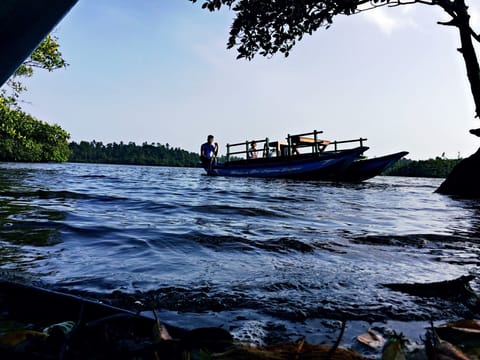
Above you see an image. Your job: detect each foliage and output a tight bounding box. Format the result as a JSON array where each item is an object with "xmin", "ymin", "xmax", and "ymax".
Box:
[
  {"xmin": 190, "ymin": 0, "xmax": 480, "ymax": 120},
  {"xmin": 190, "ymin": 0, "xmax": 479, "ymax": 59},
  {"xmin": 69, "ymin": 141, "xmax": 202, "ymax": 167},
  {"xmin": 382, "ymin": 157, "xmax": 462, "ymax": 178},
  {"xmin": 1, "ymin": 34, "xmax": 68, "ymax": 104},
  {"xmin": 0, "ymin": 98, "xmax": 71, "ymax": 162}
]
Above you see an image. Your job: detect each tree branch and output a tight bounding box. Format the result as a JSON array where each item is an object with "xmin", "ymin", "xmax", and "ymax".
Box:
[
  {"xmin": 437, "ymin": 18, "xmax": 459, "ymax": 27},
  {"xmin": 435, "ymin": 0, "xmax": 480, "ymax": 43},
  {"xmin": 431, "ymin": 0, "xmax": 462, "ymax": 24},
  {"xmin": 471, "ymin": 28, "xmax": 480, "ymax": 43},
  {"xmin": 356, "ymin": 0, "xmax": 434, "ymax": 14},
  {"xmin": 388, "ymin": 0, "xmax": 435, "ymax": 8},
  {"xmin": 356, "ymin": 1, "xmax": 392, "ymax": 13}
]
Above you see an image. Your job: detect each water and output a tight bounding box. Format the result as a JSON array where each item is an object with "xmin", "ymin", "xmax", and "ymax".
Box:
[{"xmin": 0, "ymin": 162, "xmax": 479, "ymax": 349}]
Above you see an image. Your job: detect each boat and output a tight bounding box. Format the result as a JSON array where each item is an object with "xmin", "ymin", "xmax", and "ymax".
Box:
[
  {"xmin": 204, "ymin": 131, "xmax": 407, "ymax": 182},
  {"xmin": 204, "ymin": 130, "xmax": 368, "ymax": 180},
  {"xmin": 207, "ymin": 147, "xmax": 368, "ymax": 179},
  {"xmin": 331, "ymin": 151, "xmax": 409, "ymax": 182},
  {"xmin": 0, "ymin": 280, "xmax": 233, "ymax": 359},
  {"xmin": 205, "ymin": 130, "xmax": 368, "ymax": 179}
]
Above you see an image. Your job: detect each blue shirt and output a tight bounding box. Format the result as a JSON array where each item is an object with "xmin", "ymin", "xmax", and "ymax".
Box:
[{"xmin": 201, "ymin": 142, "xmax": 215, "ymax": 159}]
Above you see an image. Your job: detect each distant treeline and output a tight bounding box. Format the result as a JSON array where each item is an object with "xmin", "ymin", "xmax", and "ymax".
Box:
[
  {"xmin": 69, "ymin": 141, "xmax": 201, "ymax": 167},
  {"xmin": 382, "ymin": 158, "xmax": 462, "ymax": 178}
]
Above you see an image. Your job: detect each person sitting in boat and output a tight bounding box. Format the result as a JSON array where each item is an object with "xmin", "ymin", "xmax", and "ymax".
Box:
[
  {"xmin": 282, "ymin": 143, "xmax": 300, "ymax": 156},
  {"xmin": 292, "ymin": 143, "xmax": 300, "ymax": 155},
  {"xmin": 200, "ymin": 135, "xmax": 218, "ymax": 167},
  {"xmin": 248, "ymin": 141, "xmax": 258, "ymax": 159}
]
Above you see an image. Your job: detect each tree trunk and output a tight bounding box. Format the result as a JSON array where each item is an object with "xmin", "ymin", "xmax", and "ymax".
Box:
[
  {"xmin": 436, "ymin": 0, "xmax": 480, "ymax": 197},
  {"xmin": 456, "ymin": 0, "xmax": 480, "ymax": 119},
  {"xmin": 436, "ymin": 146, "xmax": 480, "ymax": 197}
]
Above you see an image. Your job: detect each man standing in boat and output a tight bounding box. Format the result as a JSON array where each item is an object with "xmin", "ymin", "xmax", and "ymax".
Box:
[{"xmin": 200, "ymin": 135, "xmax": 218, "ymax": 170}]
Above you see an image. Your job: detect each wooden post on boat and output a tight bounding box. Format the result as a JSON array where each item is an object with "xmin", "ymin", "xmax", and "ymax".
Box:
[
  {"xmin": 265, "ymin": 137, "xmax": 269, "ymax": 158},
  {"xmin": 245, "ymin": 140, "xmax": 249, "ymax": 159},
  {"xmin": 334, "ymin": 141, "xmax": 338, "ymax": 152},
  {"xmin": 226, "ymin": 143, "xmax": 230, "ymax": 162},
  {"xmin": 360, "ymin": 138, "xmax": 364, "ymax": 147},
  {"xmin": 313, "ymin": 130, "xmax": 318, "ymax": 154}
]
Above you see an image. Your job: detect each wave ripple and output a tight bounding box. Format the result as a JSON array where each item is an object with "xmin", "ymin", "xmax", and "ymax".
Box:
[{"xmin": 1, "ymin": 163, "xmax": 479, "ymax": 344}]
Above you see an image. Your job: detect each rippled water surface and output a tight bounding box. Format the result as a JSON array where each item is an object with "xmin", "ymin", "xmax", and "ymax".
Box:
[{"xmin": 1, "ymin": 162, "xmax": 479, "ymax": 347}]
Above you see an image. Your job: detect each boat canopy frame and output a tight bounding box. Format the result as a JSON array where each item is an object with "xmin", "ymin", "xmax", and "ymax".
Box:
[{"xmin": 225, "ymin": 130, "xmax": 368, "ymax": 162}]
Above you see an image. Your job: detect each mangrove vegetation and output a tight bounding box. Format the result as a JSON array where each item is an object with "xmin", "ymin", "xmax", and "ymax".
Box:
[
  {"xmin": 0, "ymin": 98, "xmax": 71, "ymax": 162},
  {"xmin": 0, "ymin": 34, "xmax": 71, "ymax": 163},
  {"xmin": 382, "ymin": 157, "xmax": 462, "ymax": 178}
]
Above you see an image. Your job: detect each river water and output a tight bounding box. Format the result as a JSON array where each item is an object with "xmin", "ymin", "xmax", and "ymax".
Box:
[{"xmin": 0, "ymin": 162, "xmax": 479, "ymax": 351}]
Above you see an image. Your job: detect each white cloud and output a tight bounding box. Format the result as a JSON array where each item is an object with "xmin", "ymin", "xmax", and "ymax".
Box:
[
  {"xmin": 366, "ymin": 9, "xmax": 399, "ymax": 34},
  {"xmin": 363, "ymin": 7, "xmax": 417, "ymax": 35}
]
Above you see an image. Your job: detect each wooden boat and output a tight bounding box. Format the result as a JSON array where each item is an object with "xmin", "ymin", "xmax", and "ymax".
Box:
[
  {"xmin": 207, "ymin": 147, "xmax": 368, "ymax": 178},
  {"xmin": 206, "ymin": 131, "xmax": 406, "ymax": 182},
  {"xmin": 0, "ymin": 280, "xmax": 233, "ymax": 359},
  {"xmin": 205, "ymin": 131, "xmax": 368, "ymax": 179},
  {"xmin": 0, "ymin": 0, "xmax": 78, "ymax": 86},
  {"xmin": 329, "ymin": 151, "xmax": 409, "ymax": 182}
]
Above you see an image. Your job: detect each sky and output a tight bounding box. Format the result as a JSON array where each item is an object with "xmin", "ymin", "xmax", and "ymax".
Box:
[{"xmin": 16, "ymin": 0, "xmax": 480, "ymax": 159}]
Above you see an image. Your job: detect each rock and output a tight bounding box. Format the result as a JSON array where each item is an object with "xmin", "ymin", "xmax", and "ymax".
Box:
[
  {"xmin": 382, "ymin": 275, "xmax": 480, "ymax": 312},
  {"xmin": 382, "ymin": 275, "xmax": 476, "ymax": 298},
  {"xmin": 436, "ymin": 147, "xmax": 480, "ymax": 197}
]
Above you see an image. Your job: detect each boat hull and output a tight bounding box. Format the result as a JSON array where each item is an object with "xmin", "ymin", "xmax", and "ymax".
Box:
[
  {"xmin": 332, "ymin": 151, "xmax": 409, "ymax": 182},
  {"xmin": 205, "ymin": 147, "xmax": 368, "ymax": 179}
]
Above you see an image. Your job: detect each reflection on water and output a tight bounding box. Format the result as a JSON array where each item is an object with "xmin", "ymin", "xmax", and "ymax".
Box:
[
  {"xmin": 0, "ymin": 162, "xmax": 479, "ymax": 344},
  {"xmin": 0, "ymin": 169, "xmax": 66, "ymax": 276}
]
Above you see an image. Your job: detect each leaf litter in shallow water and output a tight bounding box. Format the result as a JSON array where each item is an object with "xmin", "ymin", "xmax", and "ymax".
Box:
[
  {"xmin": 426, "ymin": 324, "xmax": 470, "ymax": 360},
  {"xmin": 209, "ymin": 341, "xmax": 367, "ymax": 360},
  {"xmin": 381, "ymin": 332, "xmax": 408, "ymax": 360},
  {"xmin": 435, "ymin": 320, "xmax": 480, "ymax": 359},
  {"xmin": 356, "ymin": 328, "xmax": 385, "ymax": 349}
]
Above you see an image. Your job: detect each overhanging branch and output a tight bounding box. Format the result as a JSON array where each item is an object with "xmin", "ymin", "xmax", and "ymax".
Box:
[
  {"xmin": 471, "ymin": 28, "xmax": 480, "ymax": 43},
  {"xmin": 356, "ymin": 0, "xmax": 434, "ymax": 14},
  {"xmin": 388, "ymin": 0, "xmax": 435, "ymax": 7},
  {"xmin": 437, "ymin": 19, "xmax": 459, "ymax": 27}
]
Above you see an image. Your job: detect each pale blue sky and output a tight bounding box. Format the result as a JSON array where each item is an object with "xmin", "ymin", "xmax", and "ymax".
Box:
[{"xmin": 17, "ymin": 0, "xmax": 480, "ymax": 159}]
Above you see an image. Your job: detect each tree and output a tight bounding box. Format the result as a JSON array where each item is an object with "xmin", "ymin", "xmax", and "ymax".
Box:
[
  {"xmin": 0, "ymin": 97, "xmax": 71, "ymax": 162},
  {"xmin": 382, "ymin": 157, "xmax": 462, "ymax": 178},
  {"xmin": 1, "ymin": 34, "xmax": 68, "ymax": 105},
  {"xmin": 190, "ymin": 0, "xmax": 480, "ymax": 121},
  {"xmin": 0, "ymin": 34, "xmax": 71, "ymax": 163},
  {"xmin": 0, "ymin": 34, "xmax": 70, "ymax": 162}
]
